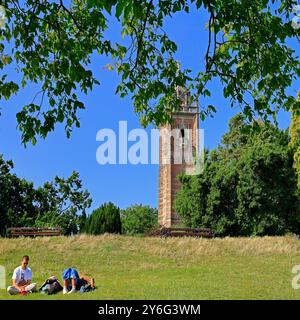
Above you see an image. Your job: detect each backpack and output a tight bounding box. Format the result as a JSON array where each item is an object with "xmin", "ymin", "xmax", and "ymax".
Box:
[
  {"xmin": 39, "ymin": 276, "xmax": 63, "ymax": 295},
  {"xmin": 79, "ymin": 284, "xmax": 96, "ymax": 293}
]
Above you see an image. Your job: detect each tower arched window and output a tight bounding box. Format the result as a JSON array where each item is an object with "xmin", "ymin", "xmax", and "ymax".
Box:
[
  {"xmin": 179, "ymin": 128, "xmax": 186, "ymax": 164},
  {"xmin": 180, "ymin": 128, "xmax": 185, "ymax": 139}
]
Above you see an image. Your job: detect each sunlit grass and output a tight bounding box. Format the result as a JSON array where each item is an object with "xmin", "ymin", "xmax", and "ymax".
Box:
[{"xmin": 0, "ymin": 234, "xmax": 299, "ymax": 299}]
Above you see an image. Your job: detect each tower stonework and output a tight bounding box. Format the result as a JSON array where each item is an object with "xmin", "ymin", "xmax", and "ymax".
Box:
[{"xmin": 158, "ymin": 88, "xmax": 199, "ymax": 227}]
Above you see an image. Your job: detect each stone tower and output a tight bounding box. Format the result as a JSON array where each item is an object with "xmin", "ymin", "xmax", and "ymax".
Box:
[{"xmin": 158, "ymin": 87, "xmax": 199, "ymax": 227}]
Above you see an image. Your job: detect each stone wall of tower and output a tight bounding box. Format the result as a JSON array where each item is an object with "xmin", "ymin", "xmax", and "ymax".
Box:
[
  {"xmin": 158, "ymin": 112, "xmax": 199, "ymax": 227},
  {"xmin": 158, "ymin": 163, "xmax": 172, "ymax": 226},
  {"xmin": 158, "ymin": 125, "xmax": 172, "ymax": 227}
]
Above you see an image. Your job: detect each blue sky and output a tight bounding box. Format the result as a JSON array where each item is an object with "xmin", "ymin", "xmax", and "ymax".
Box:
[{"xmin": 0, "ymin": 7, "xmax": 299, "ymax": 212}]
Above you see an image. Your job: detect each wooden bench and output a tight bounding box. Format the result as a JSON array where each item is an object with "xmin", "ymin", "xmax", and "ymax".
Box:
[
  {"xmin": 160, "ymin": 227, "xmax": 214, "ymax": 238},
  {"xmin": 7, "ymin": 227, "xmax": 63, "ymax": 238}
]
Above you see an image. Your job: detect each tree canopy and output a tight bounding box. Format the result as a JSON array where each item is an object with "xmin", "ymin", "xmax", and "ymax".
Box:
[
  {"xmin": 121, "ymin": 204, "xmax": 157, "ymax": 235},
  {"xmin": 84, "ymin": 202, "xmax": 121, "ymax": 234},
  {"xmin": 289, "ymin": 92, "xmax": 300, "ymax": 189},
  {"xmin": 175, "ymin": 113, "xmax": 299, "ymax": 236},
  {"xmin": 0, "ymin": 0, "xmax": 299, "ymax": 144},
  {"xmin": 0, "ymin": 154, "xmax": 91, "ymax": 235}
]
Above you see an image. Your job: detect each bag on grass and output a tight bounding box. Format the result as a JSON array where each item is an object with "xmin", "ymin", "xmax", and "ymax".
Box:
[
  {"xmin": 39, "ymin": 276, "xmax": 63, "ymax": 295},
  {"xmin": 79, "ymin": 284, "xmax": 96, "ymax": 293}
]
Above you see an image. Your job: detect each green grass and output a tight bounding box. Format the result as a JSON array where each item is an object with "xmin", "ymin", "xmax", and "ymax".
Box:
[{"xmin": 0, "ymin": 234, "xmax": 300, "ymax": 300}]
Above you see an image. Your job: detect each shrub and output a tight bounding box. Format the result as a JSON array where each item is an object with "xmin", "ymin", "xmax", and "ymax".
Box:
[{"xmin": 121, "ymin": 204, "xmax": 157, "ymax": 235}]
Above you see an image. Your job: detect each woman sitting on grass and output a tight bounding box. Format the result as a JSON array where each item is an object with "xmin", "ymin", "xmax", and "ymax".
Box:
[{"xmin": 62, "ymin": 267, "xmax": 95, "ymax": 294}]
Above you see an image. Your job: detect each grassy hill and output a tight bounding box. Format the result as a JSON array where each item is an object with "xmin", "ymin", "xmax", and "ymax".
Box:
[{"xmin": 0, "ymin": 234, "xmax": 299, "ymax": 300}]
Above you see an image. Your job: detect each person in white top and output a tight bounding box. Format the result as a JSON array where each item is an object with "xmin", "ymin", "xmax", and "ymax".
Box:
[{"xmin": 7, "ymin": 255, "xmax": 37, "ymax": 295}]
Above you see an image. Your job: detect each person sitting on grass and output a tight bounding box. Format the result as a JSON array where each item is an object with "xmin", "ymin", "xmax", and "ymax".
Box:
[
  {"xmin": 7, "ymin": 255, "xmax": 37, "ymax": 295},
  {"xmin": 62, "ymin": 267, "xmax": 95, "ymax": 294}
]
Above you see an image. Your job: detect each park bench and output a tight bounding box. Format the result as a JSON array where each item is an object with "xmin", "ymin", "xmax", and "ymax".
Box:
[
  {"xmin": 7, "ymin": 227, "xmax": 63, "ymax": 238},
  {"xmin": 160, "ymin": 227, "xmax": 214, "ymax": 238}
]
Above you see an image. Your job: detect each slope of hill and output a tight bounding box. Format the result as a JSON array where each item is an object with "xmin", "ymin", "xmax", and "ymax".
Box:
[{"xmin": 0, "ymin": 235, "xmax": 299, "ymax": 300}]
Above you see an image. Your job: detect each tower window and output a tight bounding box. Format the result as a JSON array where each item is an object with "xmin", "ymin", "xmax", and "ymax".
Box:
[{"xmin": 180, "ymin": 128, "xmax": 185, "ymax": 138}]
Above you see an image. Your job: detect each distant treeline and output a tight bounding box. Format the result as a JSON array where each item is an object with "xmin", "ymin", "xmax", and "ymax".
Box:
[{"xmin": 0, "ymin": 155, "xmax": 158, "ymax": 236}]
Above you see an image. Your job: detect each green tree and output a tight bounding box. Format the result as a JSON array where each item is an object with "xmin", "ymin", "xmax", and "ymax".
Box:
[
  {"xmin": 84, "ymin": 202, "xmax": 121, "ymax": 235},
  {"xmin": 121, "ymin": 204, "xmax": 157, "ymax": 235},
  {"xmin": 34, "ymin": 171, "xmax": 92, "ymax": 235},
  {"xmin": 289, "ymin": 92, "xmax": 300, "ymax": 189},
  {"xmin": 0, "ymin": 155, "xmax": 91, "ymax": 235},
  {"xmin": 175, "ymin": 113, "xmax": 299, "ymax": 236},
  {"xmin": 0, "ymin": 155, "xmax": 38, "ymax": 235},
  {"xmin": 0, "ymin": 1, "xmax": 299, "ymax": 144}
]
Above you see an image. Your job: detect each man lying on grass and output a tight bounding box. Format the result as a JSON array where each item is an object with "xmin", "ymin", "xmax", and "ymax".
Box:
[
  {"xmin": 7, "ymin": 255, "xmax": 37, "ymax": 295},
  {"xmin": 62, "ymin": 267, "xmax": 95, "ymax": 294}
]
